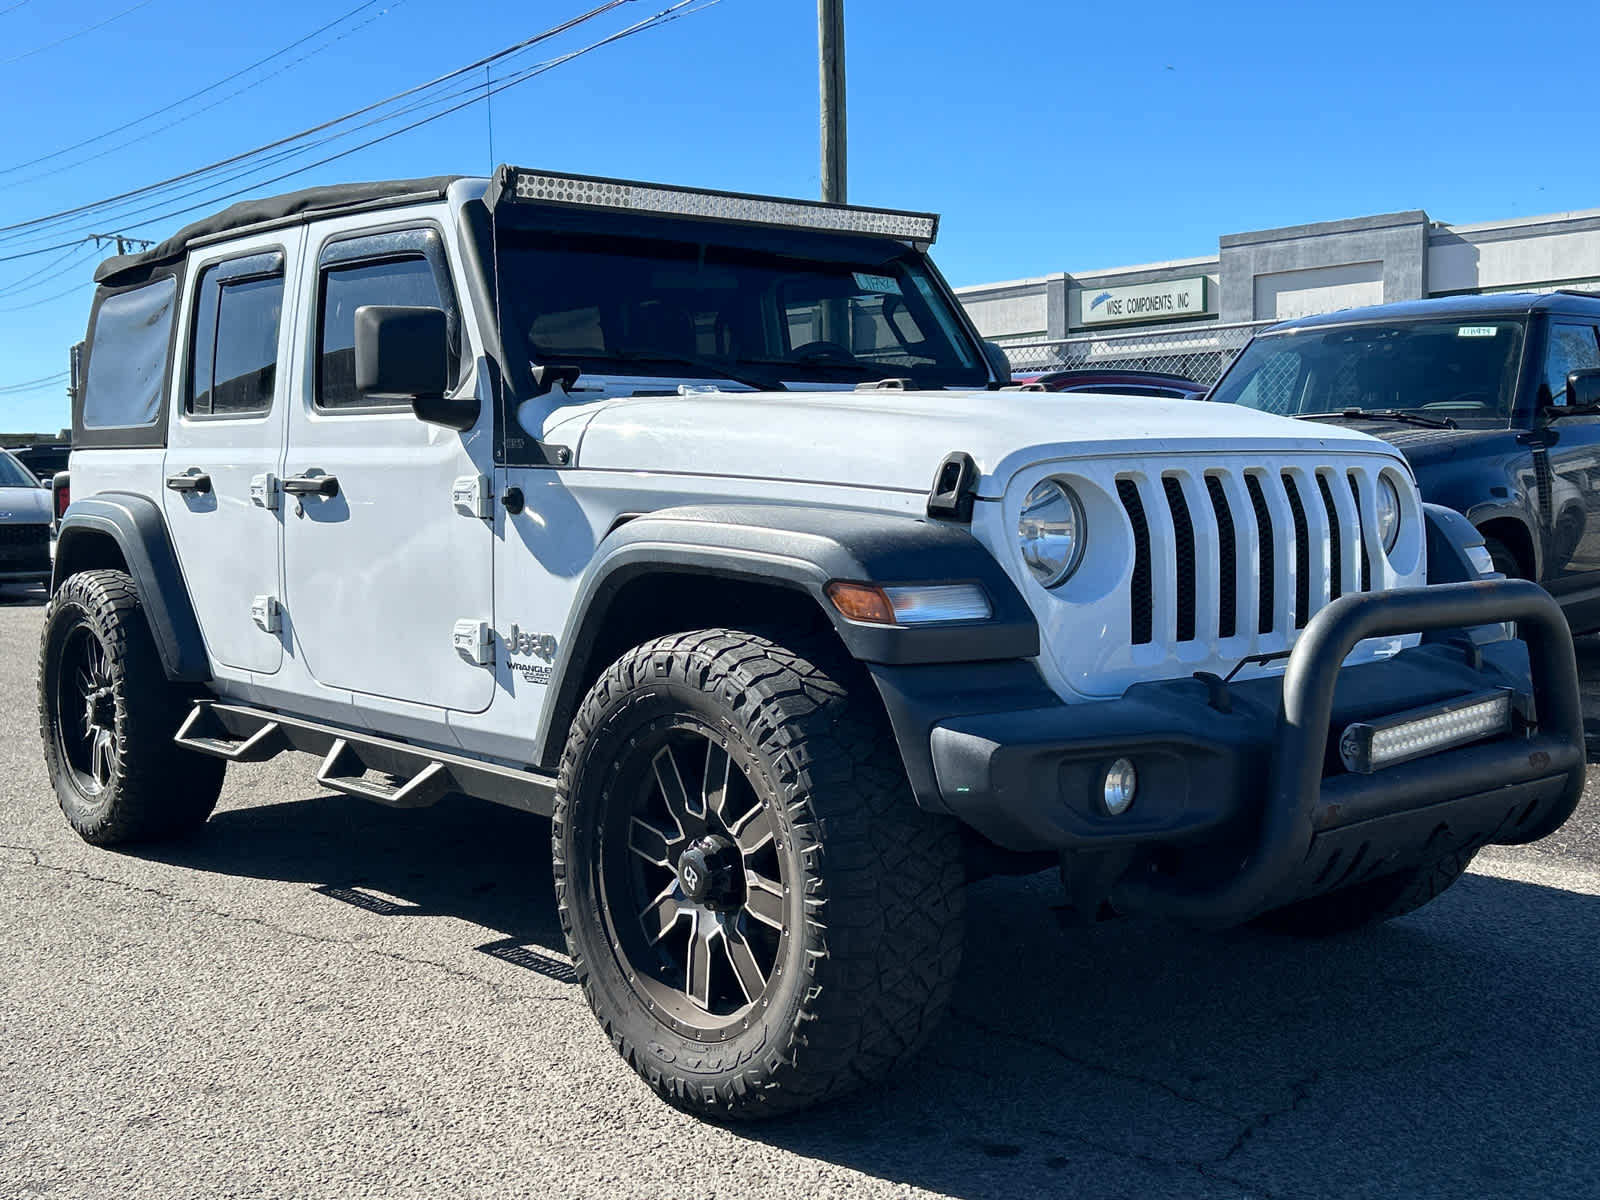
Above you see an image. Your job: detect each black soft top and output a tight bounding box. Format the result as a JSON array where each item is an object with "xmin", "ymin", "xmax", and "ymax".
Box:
[{"xmin": 94, "ymin": 175, "xmax": 465, "ymax": 285}]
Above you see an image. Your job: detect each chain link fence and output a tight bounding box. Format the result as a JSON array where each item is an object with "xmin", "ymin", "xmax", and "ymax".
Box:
[{"xmin": 997, "ymin": 320, "xmax": 1276, "ymax": 387}]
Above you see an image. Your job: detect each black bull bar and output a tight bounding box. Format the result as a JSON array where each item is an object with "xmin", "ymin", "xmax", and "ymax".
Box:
[{"xmin": 1111, "ymin": 578, "xmax": 1586, "ymax": 928}]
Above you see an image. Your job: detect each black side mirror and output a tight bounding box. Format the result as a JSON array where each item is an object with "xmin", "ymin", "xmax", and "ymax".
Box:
[
  {"xmin": 1564, "ymin": 367, "xmax": 1600, "ymax": 413},
  {"xmin": 354, "ymin": 305, "xmax": 479, "ymax": 431},
  {"xmin": 981, "ymin": 339, "xmax": 1013, "ymax": 385}
]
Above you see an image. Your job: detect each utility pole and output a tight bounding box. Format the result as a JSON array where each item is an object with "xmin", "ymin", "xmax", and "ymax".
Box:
[{"xmin": 818, "ymin": 0, "xmax": 846, "ymax": 205}]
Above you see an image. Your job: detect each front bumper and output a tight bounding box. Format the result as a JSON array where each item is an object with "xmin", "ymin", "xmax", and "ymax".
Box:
[{"xmin": 874, "ymin": 580, "xmax": 1585, "ymax": 928}]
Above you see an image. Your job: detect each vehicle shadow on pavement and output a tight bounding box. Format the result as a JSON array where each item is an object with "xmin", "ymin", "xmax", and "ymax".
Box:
[
  {"xmin": 136, "ymin": 790, "xmax": 567, "ymax": 957},
  {"xmin": 740, "ymin": 869, "xmax": 1600, "ymax": 1200}
]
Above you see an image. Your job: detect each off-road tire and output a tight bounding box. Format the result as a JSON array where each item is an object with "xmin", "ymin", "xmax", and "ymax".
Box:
[
  {"xmin": 1252, "ymin": 847, "xmax": 1478, "ymax": 937},
  {"xmin": 38, "ymin": 570, "xmax": 224, "ymax": 845},
  {"xmin": 552, "ymin": 629, "xmax": 966, "ymax": 1119}
]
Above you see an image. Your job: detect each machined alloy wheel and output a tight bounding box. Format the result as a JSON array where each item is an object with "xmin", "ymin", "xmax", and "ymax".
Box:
[{"xmin": 602, "ymin": 722, "xmax": 789, "ymax": 1033}]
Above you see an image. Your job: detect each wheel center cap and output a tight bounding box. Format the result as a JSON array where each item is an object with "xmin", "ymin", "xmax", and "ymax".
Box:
[
  {"xmin": 677, "ymin": 835, "xmax": 741, "ymax": 909},
  {"xmin": 86, "ymin": 689, "xmax": 113, "ymax": 729}
]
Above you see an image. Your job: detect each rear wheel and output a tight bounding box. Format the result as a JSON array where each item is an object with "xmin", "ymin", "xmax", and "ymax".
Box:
[
  {"xmin": 553, "ymin": 629, "xmax": 965, "ymax": 1118},
  {"xmin": 1252, "ymin": 847, "xmax": 1477, "ymax": 937},
  {"xmin": 38, "ymin": 570, "xmax": 224, "ymax": 845}
]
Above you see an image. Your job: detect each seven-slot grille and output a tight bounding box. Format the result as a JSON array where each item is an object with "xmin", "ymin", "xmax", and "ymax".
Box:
[{"xmin": 1115, "ymin": 466, "xmax": 1377, "ymax": 650}]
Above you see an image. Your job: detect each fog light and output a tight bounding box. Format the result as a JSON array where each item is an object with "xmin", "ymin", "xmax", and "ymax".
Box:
[
  {"xmin": 1339, "ymin": 689, "xmax": 1513, "ymax": 774},
  {"xmin": 1102, "ymin": 758, "xmax": 1137, "ymax": 815}
]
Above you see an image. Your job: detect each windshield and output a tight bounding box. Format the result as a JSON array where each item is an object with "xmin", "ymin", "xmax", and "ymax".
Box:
[
  {"xmin": 493, "ymin": 220, "xmax": 986, "ymax": 391},
  {"xmin": 0, "ymin": 451, "xmax": 40, "ymax": 489},
  {"xmin": 1209, "ymin": 317, "xmax": 1526, "ymax": 424}
]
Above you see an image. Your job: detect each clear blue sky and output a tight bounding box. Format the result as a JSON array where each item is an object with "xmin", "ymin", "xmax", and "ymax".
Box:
[{"xmin": 2, "ymin": 0, "xmax": 1597, "ymax": 433}]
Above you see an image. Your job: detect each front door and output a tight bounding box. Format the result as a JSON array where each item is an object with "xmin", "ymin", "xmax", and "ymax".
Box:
[
  {"xmin": 281, "ymin": 223, "xmax": 495, "ymax": 713},
  {"xmin": 162, "ymin": 237, "xmax": 297, "ymax": 676},
  {"xmin": 1539, "ymin": 319, "xmax": 1600, "ymax": 593}
]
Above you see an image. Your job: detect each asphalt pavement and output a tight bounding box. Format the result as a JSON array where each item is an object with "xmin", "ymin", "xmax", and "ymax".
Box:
[{"xmin": 3, "ymin": 584, "xmax": 1599, "ymax": 1200}]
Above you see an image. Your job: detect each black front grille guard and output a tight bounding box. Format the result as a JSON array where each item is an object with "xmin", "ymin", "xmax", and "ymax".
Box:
[{"xmin": 1112, "ymin": 579, "xmax": 1585, "ymax": 928}]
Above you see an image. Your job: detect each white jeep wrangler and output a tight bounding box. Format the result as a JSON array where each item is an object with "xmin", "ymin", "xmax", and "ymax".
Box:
[{"xmin": 41, "ymin": 167, "xmax": 1586, "ymax": 1118}]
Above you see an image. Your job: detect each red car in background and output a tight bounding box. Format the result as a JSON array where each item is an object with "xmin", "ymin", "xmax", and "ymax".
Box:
[{"xmin": 1014, "ymin": 368, "xmax": 1208, "ymax": 400}]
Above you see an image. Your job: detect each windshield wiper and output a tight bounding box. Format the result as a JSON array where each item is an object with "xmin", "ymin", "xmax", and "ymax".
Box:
[
  {"xmin": 608, "ymin": 351, "xmax": 786, "ymax": 392},
  {"xmin": 1299, "ymin": 408, "xmax": 1457, "ymax": 430}
]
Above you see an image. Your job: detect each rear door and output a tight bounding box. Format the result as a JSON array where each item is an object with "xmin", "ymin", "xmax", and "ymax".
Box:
[
  {"xmin": 162, "ymin": 235, "xmax": 298, "ymax": 675},
  {"xmin": 280, "ymin": 221, "xmax": 495, "ymax": 713}
]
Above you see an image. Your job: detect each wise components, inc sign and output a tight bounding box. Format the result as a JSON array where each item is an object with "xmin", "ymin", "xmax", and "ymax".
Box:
[{"xmin": 1080, "ymin": 277, "xmax": 1210, "ymax": 327}]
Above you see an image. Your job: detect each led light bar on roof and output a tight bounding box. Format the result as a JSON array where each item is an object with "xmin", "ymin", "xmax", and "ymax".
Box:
[{"xmin": 503, "ymin": 168, "xmax": 939, "ymax": 245}]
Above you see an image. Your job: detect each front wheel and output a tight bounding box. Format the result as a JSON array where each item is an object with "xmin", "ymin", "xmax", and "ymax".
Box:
[
  {"xmin": 553, "ymin": 629, "xmax": 966, "ymax": 1119},
  {"xmin": 38, "ymin": 570, "xmax": 224, "ymax": 845}
]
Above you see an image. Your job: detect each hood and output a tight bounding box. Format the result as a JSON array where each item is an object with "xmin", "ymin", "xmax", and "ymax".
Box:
[
  {"xmin": 0, "ymin": 484, "xmax": 51, "ymax": 524},
  {"xmin": 1299, "ymin": 417, "xmax": 1517, "ymax": 471},
  {"xmin": 569, "ymin": 388, "xmax": 1406, "ymax": 496}
]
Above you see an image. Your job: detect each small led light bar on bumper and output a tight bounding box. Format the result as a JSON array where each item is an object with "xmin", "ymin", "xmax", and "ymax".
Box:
[
  {"xmin": 1338, "ymin": 689, "xmax": 1514, "ymax": 774},
  {"xmin": 490, "ymin": 167, "xmax": 941, "ymax": 247}
]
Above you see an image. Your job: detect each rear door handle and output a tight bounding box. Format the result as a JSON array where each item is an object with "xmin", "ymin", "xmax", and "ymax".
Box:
[
  {"xmin": 283, "ymin": 474, "xmax": 339, "ymax": 498},
  {"xmin": 165, "ymin": 472, "xmax": 212, "ymax": 494}
]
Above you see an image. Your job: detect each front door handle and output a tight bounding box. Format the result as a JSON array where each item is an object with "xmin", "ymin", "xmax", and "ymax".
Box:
[
  {"xmin": 283, "ymin": 473, "xmax": 339, "ymax": 498},
  {"xmin": 165, "ymin": 472, "xmax": 212, "ymax": 494}
]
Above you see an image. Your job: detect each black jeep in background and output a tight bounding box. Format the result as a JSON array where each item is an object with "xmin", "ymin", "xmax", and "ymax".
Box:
[{"xmin": 1210, "ymin": 291, "xmax": 1600, "ymax": 631}]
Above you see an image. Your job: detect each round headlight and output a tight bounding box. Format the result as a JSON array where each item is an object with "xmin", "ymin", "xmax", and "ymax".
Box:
[
  {"xmin": 1375, "ymin": 475, "xmax": 1402, "ymax": 553},
  {"xmin": 1019, "ymin": 478, "xmax": 1086, "ymax": 587}
]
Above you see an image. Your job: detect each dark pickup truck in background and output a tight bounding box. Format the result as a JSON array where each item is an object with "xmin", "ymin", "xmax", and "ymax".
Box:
[{"xmin": 1210, "ymin": 291, "xmax": 1600, "ymax": 631}]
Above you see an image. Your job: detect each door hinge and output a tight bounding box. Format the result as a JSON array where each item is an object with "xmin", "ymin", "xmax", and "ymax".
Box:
[
  {"xmin": 452, "ymin": 618, "xmax": 494, "ymax": 666},
  {"xmin": 452, "ymin": 474, "xmax": 493, "ymax": 520},
  {"xmin": 250, "ymin": 473, "xmax": 281, "ymax": 511},
  {"xmin": 251, "ymin": 595, "xmax": 282, "ymax": 633}
]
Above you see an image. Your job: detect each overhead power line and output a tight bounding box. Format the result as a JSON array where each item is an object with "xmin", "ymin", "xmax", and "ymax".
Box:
[
  {"xmin": 0, "ymin": 371, "xmax": 68, "ymax": 395},
  {"xmin": 0, "ymin": 0, "xmax": 404, "ymax": 180},
  {"xmin": 0, "ymin": 0, "xmax": 638, "ymax": 244},
  {"xmin": 89, "ymin": 0, "xmax": 719, "ymax": 244},
  {"xmin": 0, "ymin": 240, "xmax": 97, "ymax": 299},
  {"xmin": 1, "ymin": 0, "xmax": 157, "ymax": 67}
]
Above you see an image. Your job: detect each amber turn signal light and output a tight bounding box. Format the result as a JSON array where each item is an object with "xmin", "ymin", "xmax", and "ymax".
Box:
[{"xmin": 825, "ymin": 581, "xmax": 896, "ymax": 625}]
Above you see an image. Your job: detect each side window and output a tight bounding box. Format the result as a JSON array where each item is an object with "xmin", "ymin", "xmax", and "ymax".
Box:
[
  {"xmin": 187, "ymin": 256, "xmax": 284, "ymax": 417},
  {"xmin": 82, "ymin": 276, "xmax": 177, "ymax": 429},
  {"xmin": 317, "ymin": 255, "xmax": 445, "ymax": 410},
  {"xmin": 1545, "ymin": 323, "xmax": 1600, "ymax": 404}
]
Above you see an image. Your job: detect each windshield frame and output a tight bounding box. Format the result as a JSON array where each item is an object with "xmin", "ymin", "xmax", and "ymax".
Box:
[
  {"xmin": 486, "ymin": 205, "xmax": 991, "ymax": 397},
  {"xmin": 1209, "ymin": 315, "xmax": 1530, "ymax": 428}
]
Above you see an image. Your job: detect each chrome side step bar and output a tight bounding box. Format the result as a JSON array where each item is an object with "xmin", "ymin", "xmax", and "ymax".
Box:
[{"xmin": 174, "ymin": 701, "xmax": 558, "ymax": 816}]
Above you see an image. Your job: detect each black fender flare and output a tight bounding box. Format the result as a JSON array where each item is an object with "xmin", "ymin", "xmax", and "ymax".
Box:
[
  {"xmin": 532, "ymin": 503, "xmax": 1038, "ymax": 766},
  {"xmin": 52, "ymin": 493, "xmax": 210, "ymax": 682}
]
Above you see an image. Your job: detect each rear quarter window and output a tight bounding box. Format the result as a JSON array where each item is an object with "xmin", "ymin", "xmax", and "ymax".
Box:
[{"xmin": 81, "ymin": 277, "xmax": 177, "ymax": 430}]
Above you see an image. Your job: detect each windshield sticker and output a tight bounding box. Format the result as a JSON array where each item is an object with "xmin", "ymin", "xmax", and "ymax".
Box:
[
  {"xmin": 1457, "ymin": 326, "xmax": 1499, "ymax": 337},
  {"xmin": 852, "ymin": 272, "xmax": 901, "ymax": 295}
]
